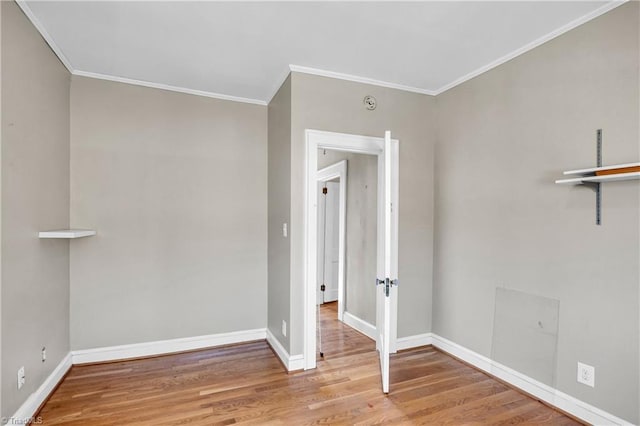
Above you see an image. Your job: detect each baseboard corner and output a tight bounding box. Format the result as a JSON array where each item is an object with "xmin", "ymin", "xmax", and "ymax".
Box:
[
  {"xmin": 342, "ymin": 311, "xmax": 376, "ymax": 341},
  {"xmin": 430, "ymin": 333, "xmax": 633, "ymax": 426},
  {"xmin": 396, "ymin": 332, "xmax": 433, "ymax": 351},
  {"xmin": 10, "ymin": 352, "xmax": 72, "ymax": 423},
  {"xmin": 265, "ymin": 328, "xmax": 304, "ymax": 372}
]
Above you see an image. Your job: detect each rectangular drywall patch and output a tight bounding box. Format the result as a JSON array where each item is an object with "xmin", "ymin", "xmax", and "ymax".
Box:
[{"xmin": 491, "ymin": 288, "xmax": 559, "ymax": 387}]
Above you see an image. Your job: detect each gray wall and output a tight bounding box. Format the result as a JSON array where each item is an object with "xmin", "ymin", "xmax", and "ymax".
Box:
[
  {"xmin": 1, "ymin": 1, "xmax": 71, "ymax": 417},
  {"xmin": 318, "ymin": 151, "xmax": 377, "ymax": 325},
  {"xmin": 70, "ymin": 76, "xmax": 268, "ymax": 349},
  {"xmin": 434, "ymin": 3, "xmax": 639, "ymax": 423},
  {"xmin": 267, "ymin": 75, "xmax": 292, "ymax": 352},
  {"xmin": 289, "ymin": 73, "xmax": 436, "ymax": 355}
]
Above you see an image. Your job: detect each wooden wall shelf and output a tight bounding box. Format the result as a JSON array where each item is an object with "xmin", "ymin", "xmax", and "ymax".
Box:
[{"xmin": 555, "ymin": 162, "xmax": 640, "ymax": 185}]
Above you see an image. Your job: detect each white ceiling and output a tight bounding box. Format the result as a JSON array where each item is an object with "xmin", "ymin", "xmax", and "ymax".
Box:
[{"xmin": 21, "ymin": 1, "xmax": 620, "ymax": 105}]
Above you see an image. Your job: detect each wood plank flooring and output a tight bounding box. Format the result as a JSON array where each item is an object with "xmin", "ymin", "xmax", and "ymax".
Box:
[{"xmin": 38, "ymin": 302, "xmax": 582, "ymax": 425}]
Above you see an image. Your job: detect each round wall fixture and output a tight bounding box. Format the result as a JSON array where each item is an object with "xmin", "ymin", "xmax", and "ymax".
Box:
[{"xmin": 363, "ymin": 95, "xmax": 377, "ymax": 110}]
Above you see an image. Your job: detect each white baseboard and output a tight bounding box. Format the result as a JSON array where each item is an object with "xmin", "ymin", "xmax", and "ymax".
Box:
[
  {"xmin": 396, "ymin": 332, "xmax": 433, "ymax": 351},
  {"xmin": 343, "ymin": 311, "xmax": 376, "ymax": 341},
  {"xmin": 265, "ymin": 328, "xmax": 304, "ymax": 371},
  {"xmin": 11, "ymin": 352, "xmax": 72, "ymax": 424},
  {"xmin": 322, "ymin": 289, "xmax": 339, "ymax": 302},
  {"xmin": 12, "ymin": 329, "xmax": 630, "ymax": 426},
  {"xmin": 71, "ymin": 328, "xmax": 267, "ymax": 364},
  {"xmin": 431, "ymin": 334, "xmax": 633, "ymax": 426}
]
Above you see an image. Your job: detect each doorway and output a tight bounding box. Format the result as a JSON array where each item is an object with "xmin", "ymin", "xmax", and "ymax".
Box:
[
  {"xmin": 316, "ymin": 160, "xmax": 347, "ymax": 321},
  {"xmin": 304, "ymin": 130, "xmax": 399, "ymax": 380},
  {"xmin": 316, "ymin": 152, "xmax": 380, "ymax": 348}
]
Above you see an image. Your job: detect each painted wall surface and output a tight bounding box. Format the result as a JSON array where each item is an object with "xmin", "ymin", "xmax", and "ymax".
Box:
[
  {"xmin": 290, "ymin": 73, "xmax": 436, "ymax": 355},
  {"xmin": 70, "ymin": 77, "xmax": 268, "ymax": 349},
  {"xmin": 1, "ymin": 1, "xmax": 71, "ymax": 417},
  {"xmin": 267, "ymin": 75, "xmax": 292, "ymax": 352},
  {"xmin": 434, "ymin": 3, "xmax": 639, "ymax": 422},
  {"xmin": 318, "ymin": 150, "xmax": 377, "ymax": 325}
]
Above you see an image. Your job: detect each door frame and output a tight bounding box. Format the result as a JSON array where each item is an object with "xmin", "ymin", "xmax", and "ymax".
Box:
[
  {"xmin": 304, "ymin": 129, "xmax": 398, "ymax": 370},
  {"xmin": 317, "ymin": 160, "xmax": 347, "ymax": 321}
]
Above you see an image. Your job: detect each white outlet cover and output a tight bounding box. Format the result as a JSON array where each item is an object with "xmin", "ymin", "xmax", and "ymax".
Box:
[
  {"xmin": 577, "ymin": 361, "xmax": 595, "ymax": 387},
  {"xmin": 282, "ymin": 320, "xmax": 287, "ymax": 337},
  {"xmin": 17, "ymin": 366, "xmax": 25, "ymax": 390}
]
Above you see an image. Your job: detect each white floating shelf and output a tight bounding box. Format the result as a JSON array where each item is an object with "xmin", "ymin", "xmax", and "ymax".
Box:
[
  {"xmin": 556, "ymin": 162, "xmax": 640, "ymax": 185},
  {"xmin": 556, "ymin": 172, "xmax": 640, "ymax": 185},
  {"xmin": 563, "ymin": 162, "xmax": 640, "ymax": 176},
  {"xmin": 39, "ymin": 229, "xmax": 96, "ymax": 239}
]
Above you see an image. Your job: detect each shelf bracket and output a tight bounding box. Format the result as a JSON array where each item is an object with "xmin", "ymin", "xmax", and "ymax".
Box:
[
  {"xmin": 594, "ymin": 129, "xmax": 602, "ymax": 225},
  {"xmin": 583, "ymin": 182, "xmax": 601, "ymax": 225}
]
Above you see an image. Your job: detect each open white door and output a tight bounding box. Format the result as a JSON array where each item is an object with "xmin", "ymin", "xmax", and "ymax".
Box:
[{"xmin": 376, "ymin": 131, "xmax": 399, "ymax": 394}]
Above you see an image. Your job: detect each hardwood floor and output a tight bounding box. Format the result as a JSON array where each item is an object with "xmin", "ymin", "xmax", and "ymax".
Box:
[{"xmin": 38, "ymin": 303, "xmax": 582, "ymax": 425}]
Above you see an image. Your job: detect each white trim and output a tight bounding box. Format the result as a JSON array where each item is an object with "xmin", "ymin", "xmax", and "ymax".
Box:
[
  {"xmin": 265, "ymin": 329, "xmax": 305, "ymax": 372},
  {"xmin": 433, "ymin": 1, "xmax": 628, "ymax": 95},
  {"xmin": 11, "ymin": 353, "xmax": 72, "ymax": 424},
  {"xmin": 396, "ymin": 333, "xmax": 433, "ymax": 351},
  {"xmin": 73, "ymin": 71, "xmax": 267, "ymax": 106},
  {"xmin": 431, "ymin": 334, "xmax": 633, "ymax": 426},
  {"xmin": 15, "ymin": 1, "xmax": 74, "ymax": 73},
  {"xmin": 17, "ymin": 0, "xmax": 627, "ymax": 105},
  {"xmin": 317, "ymin": 160, "xmax": 348, "ymax": 322},
  {"xmin": 323, "ymin": 289, "xmax": 339, "ymax": 302},
  {"xmin": 343, "ymin": 311, "xmax": 376, "ymax": 341},
  {"xmin": 71, "ymin": 328, "xmax": 266, "ymax": 364},
  {"xmin": 17, "ymin": 0, "xmax": 266, "ymax": 106},
  {"xmin": 290, "ymin": 65, "xmax": 436, "ymax": 96},
  {"xmin": 304, "ymin": 129, "xmax": 399, "ymax": 371}
]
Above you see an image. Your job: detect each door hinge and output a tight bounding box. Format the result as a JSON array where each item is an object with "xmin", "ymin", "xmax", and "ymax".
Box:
[
  {"xmin": 320, "ymin": 284, "xmax": 326, "ymax": 292},
  {"xmin": 322, "ymin": 187, "xmax": 328, "ymax": 194}
]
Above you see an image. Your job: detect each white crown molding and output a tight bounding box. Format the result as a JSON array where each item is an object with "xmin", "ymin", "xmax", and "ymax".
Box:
[
  {"xmin": 71, "ymin": 328, "xmax": 267, "ymax": 364},
  {"xmin": 433, "ymin": 0, "xmax": 628, "ymax": 95},
  {"xmin": 289, "ymin": 65, "xmax": 438, "ymax": 97},
  {"xmin": 17, "ymin": 0, "xmax": 266, "ymax": 106},
  {"xmin": 266, "ymin": 328, "xmax": 305, "ymax": 371},
  {"xmin": 18, "ymin": 0, "xmax": 627, "ymax": 104},
  {"xmin": 11, "ymin": 352, "xmax": 72, "ymax": 425},
  {"xmin": 15, "ymin": 0, "xmax": 74, "ymax": 73},
  {"xmin": 431, "ymin": 333, "xmax": 633, "ymax": 426},
  {"xmin": 72, "ymin": 70, "xmax": 267, "ymax": 106}
]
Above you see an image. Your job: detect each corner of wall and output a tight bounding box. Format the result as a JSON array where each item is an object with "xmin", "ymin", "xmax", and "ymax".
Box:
[{"xmin": 267, "ymin": 73, "xmax": 292, "ymax": 354}]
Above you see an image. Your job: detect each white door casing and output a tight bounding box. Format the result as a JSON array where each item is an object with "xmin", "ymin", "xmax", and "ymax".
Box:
[
  {"xmin": 316, "ymin": 181, "xmax": 340, "ymax": 304},
  {"xmin": 305, "ymin": 130, "xmax": 398, "ymax": 374},
  {"xmin": 317, "ymin": 160, "xmax": 347, "ymax": 320}
]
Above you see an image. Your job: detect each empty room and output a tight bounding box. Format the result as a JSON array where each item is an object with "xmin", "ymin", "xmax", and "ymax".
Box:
[{"xmin": 1, "ymin": 0, "xmax": 638, "ymax": 424}]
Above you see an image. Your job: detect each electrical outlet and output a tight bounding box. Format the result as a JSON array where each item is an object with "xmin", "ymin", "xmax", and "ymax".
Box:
[
  {"xmin": 42, "ymin": 347, "xmax": 46, "ymax": 363},
  {"xmin": 282, "ymin": 223, "xmax": 288, "ymax": 238},
  {"xmin": 577, "ymin": 362, "xmax": 595, "ymax": 387},
  {"xmin": 17, "ymin": 366, "xmax": 25, "ymax": 390},
  {"xmin": 282, "ymin": 320, "xmax": 287, "ymax": 337}
]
